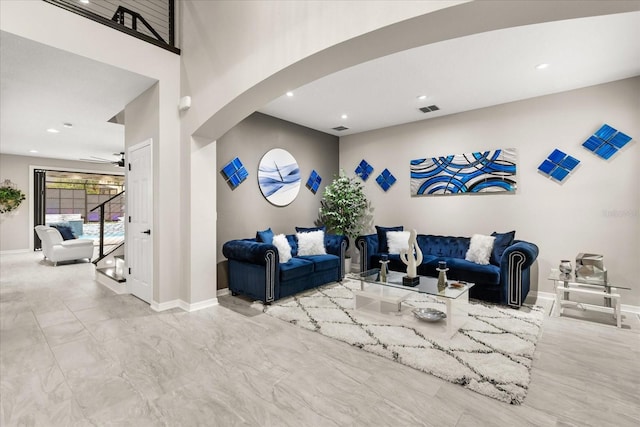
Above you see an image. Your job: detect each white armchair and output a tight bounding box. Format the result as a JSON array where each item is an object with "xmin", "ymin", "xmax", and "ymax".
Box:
[{"xmin": 34, "ymin": 225, "xmax": 94, "ymax": 265}]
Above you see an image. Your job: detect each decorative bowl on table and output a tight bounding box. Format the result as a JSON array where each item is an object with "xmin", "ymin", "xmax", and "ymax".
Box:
[{"xmin": 412, "ymin": 308, "xmax": 446, "ymax": 322}]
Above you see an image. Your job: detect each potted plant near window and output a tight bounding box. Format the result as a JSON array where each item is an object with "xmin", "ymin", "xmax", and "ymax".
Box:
[{"xmin": 319, "ymin": 171, "xmax": 369, "ymax": 273}]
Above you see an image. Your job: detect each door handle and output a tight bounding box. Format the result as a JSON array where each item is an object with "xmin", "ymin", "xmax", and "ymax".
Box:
[{"xmin": 142, "ymin": 229, "xmax": 151, "ymax": 235}]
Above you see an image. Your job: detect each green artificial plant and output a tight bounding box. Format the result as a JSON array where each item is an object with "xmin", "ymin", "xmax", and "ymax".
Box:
[
  {"xmin": 0, "ymin": 180, "xmax": 26, "ymax": 214},
  {"xmin": 319, "ymin": 171, "xmax": 369, "ymax": 253}
]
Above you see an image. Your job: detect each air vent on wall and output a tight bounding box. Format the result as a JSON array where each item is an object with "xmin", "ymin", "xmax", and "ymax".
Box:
[
  {"xmin": 332, "ymin": 126, "xmax": 349, "ymax": 131},
  {"xmin": 419, "ymin": 105, "xmax": 440, "ymax": 113}
]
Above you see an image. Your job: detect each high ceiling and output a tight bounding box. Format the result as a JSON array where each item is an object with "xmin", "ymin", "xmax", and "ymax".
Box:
[
  {"xmin": 0, "ymin": 10, "xmax": 638, "ymax": 163},
  {"xmin": 260, "ymin": 11, "xmax": 640, "ymax": 137}
]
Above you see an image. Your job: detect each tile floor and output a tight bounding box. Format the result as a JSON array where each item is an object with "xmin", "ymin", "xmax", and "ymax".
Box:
[{"xmin": 1, "ymin": 251, "xmax": 638, "ymax": 426}]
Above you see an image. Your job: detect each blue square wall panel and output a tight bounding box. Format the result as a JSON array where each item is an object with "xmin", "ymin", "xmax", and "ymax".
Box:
[
  {"xmin": 583, "ymin": 124, "xmax": 633, "ymax": 160},
  {"xmin": 355, "ymin": 159, "xmax": 374, "ymax": 181},
  {"xmin": 538, "ymin": 149, "xmax": 580, "ymax": 183},
  {"xmin": 305, "ymin": 170, "xmax": 322, "ymax": 194},
  {"xmin": 375, "ymin": 168, "xmax": 396, "ymax": 192},
  {"xmin": 550, "ymin": 167, "xmax": 569, "ymax": 182},
  {"xmin": 221, "ymin": 157, "xmax": 248, "ymax": 189},
  {"xmin": 537, "ymin": 159, "xmax": 556, "ymax": 175},
  {"xmin": 559, "ymin": 155, "xmax": 580, "ymax": 171},
  {"xmin": 609, "ymin": 132, "xmax": 632, "ymax": 149}
]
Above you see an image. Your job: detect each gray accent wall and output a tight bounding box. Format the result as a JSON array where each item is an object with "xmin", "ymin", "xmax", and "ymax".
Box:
[
  {"xmin": 340, "ymin": 77, "xmax": 640, "ymax": 307},
  {"xmin": 217, "ymin": 112, "xmax": 339, "ymax": 288}
]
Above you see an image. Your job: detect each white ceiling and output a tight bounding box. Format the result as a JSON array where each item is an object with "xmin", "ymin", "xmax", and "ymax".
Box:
[
  {"xmin": 260, "ymin": 11, "xmax": 640, "ymax": 137},
  {"xmin": 0, "ymin": 11, "xmax": 638, "ymax": 164},
  {"xmin": 0, "ymin": 30, "xmax": 156, "ymax": 163}
]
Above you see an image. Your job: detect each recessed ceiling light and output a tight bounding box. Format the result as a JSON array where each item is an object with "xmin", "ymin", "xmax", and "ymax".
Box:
[
  {"xmin": 29, "ymin": 150, "xmax": 38, "ymax": 153},
  {"xmin": 535, "ymin": 63, "xmax": 549, "ymax": 70},
  {"xmin": 46, "ymin": 128, "xmax": 59, "ymax": 133},
  {"xmin": 63, "ymin": 122, "xmax": 73, "ymax": 128},
  {"xmin": 286, "ymin": 92, "xmax": 294, "ymax": 97},
  {"xmin": 417, "ymin": 95, "xmax": 427, "ymax": 100},
  {"xmin": 341, "ymin": 114, "xmax": 348, "ymax": 119}
]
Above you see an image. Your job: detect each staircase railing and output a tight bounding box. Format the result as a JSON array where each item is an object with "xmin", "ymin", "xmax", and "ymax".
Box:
[
  {"xmin": 89, "ymin": 191, "xmax": 125, "ymax": 262},
  {"xmin": 42, "ymin": 0, "xmax": 179, "ymax": 54}
]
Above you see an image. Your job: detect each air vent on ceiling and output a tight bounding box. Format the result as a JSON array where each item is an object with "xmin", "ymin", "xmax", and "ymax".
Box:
[
  {"xmin": 332, "ymin": 126, "xmax": 349, "ymax": 131},
  {"xmin": 419, "ymin": 105, "xmax": 440, "ymax": 113}
]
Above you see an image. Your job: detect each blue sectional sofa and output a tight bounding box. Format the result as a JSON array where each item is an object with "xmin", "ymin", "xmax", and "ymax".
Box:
[
  {"xmin": 355, "ymin": 228, "xmax": 538, "ymax": 307},
  {"xmin": 222, "ymin": 232, "xmax": 348, "ymax": 304}
]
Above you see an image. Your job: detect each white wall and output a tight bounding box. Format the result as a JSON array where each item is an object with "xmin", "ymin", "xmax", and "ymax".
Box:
[
  {"xmin": 340, "ymin": 78, "xmax": 640, "ymax": 306},
  {"xmin": 0, "ymin": 154, "xmax": 123, "ymax": 252},
  {"xmin": 1, "ymin": 1, "xmax": 181, "ymax": 305}
]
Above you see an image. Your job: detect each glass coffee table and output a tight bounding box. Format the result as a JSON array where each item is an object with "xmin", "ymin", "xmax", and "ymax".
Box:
[{"xmin": 354, "ymin": 269, "xmax": 475, "ymax": 337}]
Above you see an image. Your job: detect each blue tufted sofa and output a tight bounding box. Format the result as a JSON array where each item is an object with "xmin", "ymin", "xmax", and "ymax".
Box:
[
  {"xmin": 222, "ymin": 233, "xmax": 348, "ymax": 304},
  {"xmin": 355, "ymin": 229, "xmax": 538, "ymax": 307}
]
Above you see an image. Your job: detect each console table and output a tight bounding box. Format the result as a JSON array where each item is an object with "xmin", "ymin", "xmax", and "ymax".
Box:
[{"xmin": 548, "ymin": 273, "xmax": 630, "ymax": 328}]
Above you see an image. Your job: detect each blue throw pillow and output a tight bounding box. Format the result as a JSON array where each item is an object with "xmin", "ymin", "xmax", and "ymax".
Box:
[
  {"xmin": 490, "ymin": 230, "xmax": 515, "ymax": 265},
  {"xmin": 51, "ymin": 224, "xmax": 76, "ymax": 240},
  {"xmin": 375, "ymin": 225, "xmax": 403, "ymax": 253},
  {"xmin": 295, "ymin": 225, "xmax": 326, "ymax": 233},
  {"xmin": 256, "ymin": 228, "xmax": 274, "ymax": 244}
]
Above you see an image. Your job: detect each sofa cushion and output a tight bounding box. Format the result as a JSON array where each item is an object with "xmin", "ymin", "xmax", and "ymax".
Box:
[
  {"xmin": 256, "ymin": 228, "xmax": 274, "ymax": 244},
  {"xmin": 279, "ymin": 257, "xmax": 314, "ymax": 281},
  {"xmin": 297, "ymin": 230, "xmax": 326, "ymax": 256},
  {"xmin": 50, "ymin": 224, "xmax": 76, "ymax": 240},
  {"xmin": 490, "ymin": 230, "xmax": 515, "ymax": 265},
  {"xmin": 418, "ymin": 235, "xmax": 470, "ymax": 258},
  {"xmin": 286, "ymin": 234, "xmax": 298, "ymax": 257},
  {"xmin": 445, "ymin": 257, "xmax": 500, "ymax": 285},
  {"xmin": 295, "ymin": 225, "xmax": 326, "ymax": 233},
  {"xmin": 465, "ymin": 234, "xmax": 495, "ymax": 265},
  {"xmin": 387, "ymin": 231, "xmax": 410, "ymax": 254},
  {"xmin": 272, "ymin": 234, "xmax": 292, "ymax": 263},
  {"xmin": 299, "ymin": 254, "xmax": 339, "ymax": 272},
  {"xmin": 375, "ymin": 225, "xmax": 403, "ymax": 253}
]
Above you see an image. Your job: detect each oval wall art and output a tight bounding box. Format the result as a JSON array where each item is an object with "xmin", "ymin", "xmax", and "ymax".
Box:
[{"xmin": 258, "ymin": 148, "xmax": 301, "ymax": 206}]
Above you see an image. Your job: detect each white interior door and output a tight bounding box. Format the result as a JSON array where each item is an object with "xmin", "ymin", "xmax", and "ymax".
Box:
[{"xmin": 127, "ymin": 139, "xmax": 153, "ymax": 303}]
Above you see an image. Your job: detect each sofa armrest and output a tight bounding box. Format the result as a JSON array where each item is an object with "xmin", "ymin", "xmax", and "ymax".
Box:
[
  {"xmin": 355, "ymin": 234, "xmax": 379, "ymax": 272},
  {"xmin": 325, "ymin": 234, "xmax": 348, "ymax": 278},
  {"xmin": 500, "ymin": 240, "xmax": 539, "ymax": 307},
  {"xmin": 222, "ymin": 239, "xmax": 277, "ymax": 266},
  {"xmin": 501, "ymin": 241, "xmax": 538, "ymax": 269}
]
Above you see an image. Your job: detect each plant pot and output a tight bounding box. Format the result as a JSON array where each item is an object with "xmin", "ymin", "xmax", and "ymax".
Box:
[{"xmin": 345, "ymin": 257, "xmax": 352, "ymax": 274}]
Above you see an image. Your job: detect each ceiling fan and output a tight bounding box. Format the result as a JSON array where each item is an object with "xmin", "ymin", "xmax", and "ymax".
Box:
[{"xmin": 80, "ymin": 152, "xmax": 125, "ymax": 168}]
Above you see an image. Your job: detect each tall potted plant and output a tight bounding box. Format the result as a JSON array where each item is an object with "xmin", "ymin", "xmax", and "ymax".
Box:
[{"xmin": 319, "ymin": 171, "xmax": 369, "ymax": 272}]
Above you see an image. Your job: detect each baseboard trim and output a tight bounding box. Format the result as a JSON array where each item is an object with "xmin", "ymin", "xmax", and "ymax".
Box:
[
  {"xmin": 0, "ymin": 249, "xmax": 30, "ymax": 255},
  {"xmin": 151, "ymin": 298, "xmax": 218, "ymax": 312},
  {"xmin": 528, "ymin": 290, "xmax": 640, "ymax": 314},
  {"xmin": 216, "ymin": 288, "xmax": 230, "ymax": 297}
]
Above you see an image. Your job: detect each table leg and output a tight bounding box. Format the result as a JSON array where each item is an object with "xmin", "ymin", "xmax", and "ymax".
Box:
[
  {"xmin": 553, "ymin": 286, "xmax": 562, "ymax": 317},
  {"xmin": 615, "ymin": 293, "xmax": 621, "ymax": 328}
]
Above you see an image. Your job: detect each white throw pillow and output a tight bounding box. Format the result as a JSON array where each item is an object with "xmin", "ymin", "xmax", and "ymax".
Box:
[
  {"xmin": 272, "ymin": 233, "xmax": 292, "ymax": 263},
  {"xmin": 387, "ymin": 230, "xmax": 410, "ymax": 254},
  {"xmin": 296, "ymin": 230, "xmax": 326, "ymax": 256},
  {"xmin": 465, "ymin": 234, "xmax": 496, "ymax": 265}
]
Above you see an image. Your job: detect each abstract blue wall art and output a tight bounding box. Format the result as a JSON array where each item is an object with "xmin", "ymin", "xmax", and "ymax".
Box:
[
  {"xmin": 355, "ymin": 159, "xmax": 374, "ymax": 181},
  {"xmin": 582, "ymin": 124, "xmax": 632, "ymax": 160},
  {"xmin": 538, "ymin": 149, "xmax": 580, "ymax": 182},
  {"xmin": 410, "ymin": 148, "xmax": 517, "ymax": 196},
  {"xmin": 258, "ymin": 148, "xmax": 301, "ymax": 206},
  {"xmin": 306, "ymin": 169, "xmax": 322, "ymax": 194},
  {"xmin": 221, "ymin": 157, "xmax": 249, "ymax": 189},
  {"xmin": 376, "ymin": 168, "xmax": 396, "ymax": 192}
]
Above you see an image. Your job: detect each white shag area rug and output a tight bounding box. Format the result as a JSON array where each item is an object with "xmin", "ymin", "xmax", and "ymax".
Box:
[{"xmin": 252, "ymin": 277, "xmax": 545, "ymax": 405}]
